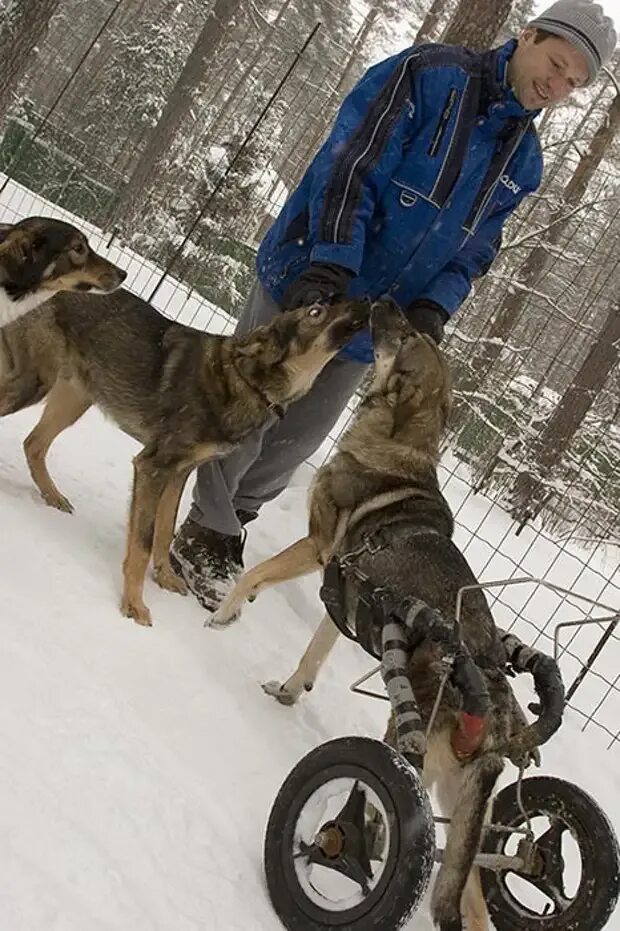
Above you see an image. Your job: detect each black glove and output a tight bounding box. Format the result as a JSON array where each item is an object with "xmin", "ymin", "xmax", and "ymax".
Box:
[
  {"xmin": 406, "ymin": 299, "xmax": 449, "ymax": 344},
  {"xmin": 281, "ymin": 262, "xmax": 354, "ymax": 311}
]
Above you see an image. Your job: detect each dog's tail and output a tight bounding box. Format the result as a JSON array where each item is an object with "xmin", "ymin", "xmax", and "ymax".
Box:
[
  {"xmin": 0, "ymin": 371, "xmax": 48, "ymax": 415},
  {"xmin": 0, "ymin": 312, "xmax": 59, "ymax": 415},
  {"xmin": 431, "ymin": 749, "xmax": 503, "ymax": 930}
]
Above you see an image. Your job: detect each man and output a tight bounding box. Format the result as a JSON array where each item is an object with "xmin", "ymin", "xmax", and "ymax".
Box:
[{"xmin": 171, "ymin": 0, "xmax": 616, "ymax": 611}]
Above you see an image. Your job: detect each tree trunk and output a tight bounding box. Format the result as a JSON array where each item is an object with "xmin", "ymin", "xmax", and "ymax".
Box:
[
  {"xmin": 414, "ymin": 0, "xmax": 456, "ymax": 43},
  {"xmin": 511, "ymin": 300, "xmax": 620, "ymax": 521},
  {"xmin": 0, "ymin": 0, "xmax": 63, "ymax": 121},
  {"xmin": 442, "ymin": 0, "xmax": 514, "ymax": 47},
  {"xmin": 109, "ymin": 0, "xmax": 244, "ymax": 230},
  {"xmin": 537, "ymin": 304, "xmax": 620, "ymax": 472}
]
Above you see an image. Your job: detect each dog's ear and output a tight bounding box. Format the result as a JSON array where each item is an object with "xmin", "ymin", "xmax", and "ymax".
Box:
[
  {"xmin": 392, "ymin": 382, "xmax": 424, "ymax": 431},
  {"xmin": 440, "ymin": 399, "xmax": 450, "ymax": 428},
  {"xmin": 437, "ymin": 354, "xmax": 452, "ymax": 427},
  {"xmin": 4, "ymin": 233, "xmax": 52, "ymax": 289},
  {"xmin": 439, "ymin": 382, "xmax": 452, "ymax": 428}
]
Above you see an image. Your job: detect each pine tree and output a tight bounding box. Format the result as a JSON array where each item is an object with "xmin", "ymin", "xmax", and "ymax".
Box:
[
  {"xmin": 109, "ymin": 0, "xmax": 245, "ymax": 232},
  {"xmin": 0, "ymin": 0, "xmax": 63, "ymax": 121}
]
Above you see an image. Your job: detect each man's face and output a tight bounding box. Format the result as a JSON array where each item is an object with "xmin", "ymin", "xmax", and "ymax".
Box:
[{"xmin": 508, "ymin": 28, "xmax": 590, "ymax": 110}]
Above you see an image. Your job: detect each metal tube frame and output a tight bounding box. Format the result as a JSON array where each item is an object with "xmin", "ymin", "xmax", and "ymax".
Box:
[{"xmin": 349, "ymin": 574, "xmax": 620, "ymax": 706}]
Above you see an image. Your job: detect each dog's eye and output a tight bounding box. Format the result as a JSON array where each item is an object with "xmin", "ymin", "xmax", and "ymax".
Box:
[
  {"xmin": 307, "ymin": 305, "xmax": 323, "ymax": 318},
  {"xmin": 71, "ymin": 240, "xmax": 87, "ymax": 258}
]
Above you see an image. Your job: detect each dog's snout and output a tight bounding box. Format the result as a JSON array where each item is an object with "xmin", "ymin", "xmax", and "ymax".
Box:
[
  {"xmin": 370, "ymin": 298, "xmax": 400, "ymax": 327},
  {"xmin": 370, "ymin": 298, "xmax": 411, "ymax": 344}
]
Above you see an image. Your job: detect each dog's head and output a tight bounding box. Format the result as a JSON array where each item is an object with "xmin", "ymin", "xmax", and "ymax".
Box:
[
  {"xmin": 0, "ymin": 216, "xmax": 126, "ymax": 301},
  {"xmin": 234, "ymin": 299, "xmax": 370, "ymax": 404},
  {"xmin": 368, "ymin": 298, "xmax": 452, "ymax": 432}
]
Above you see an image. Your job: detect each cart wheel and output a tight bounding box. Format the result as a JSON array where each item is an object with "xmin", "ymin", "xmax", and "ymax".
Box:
[
  {"xmin": 481, "ymin": 775, "xmax": 620, "ymax": 930},
  {"xmin": 264, "ymin": 736, "xmax": 435, "ymax": 930}
]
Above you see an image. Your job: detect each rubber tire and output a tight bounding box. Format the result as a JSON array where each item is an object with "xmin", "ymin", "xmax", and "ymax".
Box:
[
  {"xmin": 264, "ymin": 736, "xmax": 435, "ymax": 930},
  {"xmin": 481, "ymin": 775, "xmax": 620, "ymax": 930}
]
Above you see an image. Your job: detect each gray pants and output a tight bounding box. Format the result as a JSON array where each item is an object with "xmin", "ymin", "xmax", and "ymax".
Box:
[{"xmin": 189, "ymin": 280, "xmax": 366, "ymax": 536}]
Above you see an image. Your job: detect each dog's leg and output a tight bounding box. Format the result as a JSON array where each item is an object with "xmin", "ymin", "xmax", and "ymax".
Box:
[
  {"xmin": 121, "ymin": 450, "xmax": 170, "ymax": 626},
  {"xmin": 23, "ymin": 378, "xmax": 91, "ymax": 513},
  {"xmin": 209, "ymin": 535, "xmax": 320, "ymax": 627},
  {"xmin": 263, "ymin": 612, "xmax": 339, "ymax": 705},
  {"xmin": 431, "ymin": 745, "xmax": 501, "ymax": 931},
  {"xmin": 460, "ymin": 867, "xmax": 489, "ymax": 931},
  {"xmin": 151, "ymin": 467, "xmax": 192, "ymax": 595}
]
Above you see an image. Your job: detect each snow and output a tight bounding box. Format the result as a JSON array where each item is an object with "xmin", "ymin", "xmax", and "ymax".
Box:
[{"xmin": 1, "ymin": 179, "xmax": 619, "ymax": 929}]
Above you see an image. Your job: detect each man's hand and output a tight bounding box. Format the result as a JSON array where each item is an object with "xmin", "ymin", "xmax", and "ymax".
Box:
[
  {"xmin": 406, "ymin": 299, "xmax": 449, "ymax": 344},
  {"xmin": 281, "ymin": 262, "xmax": 354, "ymax": 311}
]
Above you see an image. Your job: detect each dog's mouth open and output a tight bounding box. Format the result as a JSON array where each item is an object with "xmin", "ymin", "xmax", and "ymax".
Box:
[{"xmin": 325, "ymin": 299, "xmax": 370, "ymax": 349}]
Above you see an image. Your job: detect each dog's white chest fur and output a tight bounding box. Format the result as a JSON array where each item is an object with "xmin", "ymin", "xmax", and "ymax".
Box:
[{"xmin": 0, "ymin": 288, "xmax": 50, "ymax": 327}]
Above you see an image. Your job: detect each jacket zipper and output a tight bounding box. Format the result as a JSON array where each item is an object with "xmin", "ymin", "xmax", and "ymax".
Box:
[{"xmin": 428, "ymin": 88, "xmax": 458, "ymax": 157}]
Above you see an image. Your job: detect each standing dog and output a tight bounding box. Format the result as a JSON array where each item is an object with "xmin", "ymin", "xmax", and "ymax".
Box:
[
  {"xmin": 0, "ymin": 215, "xmax": 125, "ymax": 325},
  {"xmin": 0, "ymin": 291, "xmax": 368, "ymax": 626},
  {"xmin": 212, "ymin": 301, "xmax": 529, "ymax": 930}
]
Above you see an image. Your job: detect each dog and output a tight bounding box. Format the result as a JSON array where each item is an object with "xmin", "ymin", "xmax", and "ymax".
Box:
[
  {"xmin": 0, "ymin": 290, "xmax": 369, "ymax": 626},
  {"xmin": 0, "ymin": 215, "xmax": 125, "ymax": 326},
  {"xmin": 211, "ymin": 301, "xmax": 533, "ymax": 930}
]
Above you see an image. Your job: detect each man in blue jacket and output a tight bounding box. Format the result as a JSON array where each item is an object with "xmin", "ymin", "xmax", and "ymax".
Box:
[{"xmin": 172, "ymin": 0, "xmax": 616, "ymax": 611}]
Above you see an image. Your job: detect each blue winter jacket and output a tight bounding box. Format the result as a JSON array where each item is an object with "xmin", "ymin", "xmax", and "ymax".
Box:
[{"xmin": 256, "ymin": 40, "xmax": 544, "ymax": 362}]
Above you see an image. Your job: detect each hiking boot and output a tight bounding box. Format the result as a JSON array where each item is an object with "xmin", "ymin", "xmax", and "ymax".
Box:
[
  {"xmin": 236, "ymin": 508, "xmax": 258, "ymax": 527},
  {"xmin": 170, "ymin": 516, "xmax": 246, "ymax": 613}
]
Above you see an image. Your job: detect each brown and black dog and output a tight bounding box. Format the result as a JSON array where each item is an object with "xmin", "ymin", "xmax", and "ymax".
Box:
[
  {"xmin": 0, "ymin": 290, "xmax": 369, "ymax": 626},
  {"xmin": 0, "ymin": 215, "xmax": 125, "ymax": 325}
]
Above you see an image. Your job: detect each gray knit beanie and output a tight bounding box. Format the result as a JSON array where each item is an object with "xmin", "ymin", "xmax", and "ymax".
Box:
[{"xmin": 529, "ymin": 0, "xmax": 617, "ymax": 83}]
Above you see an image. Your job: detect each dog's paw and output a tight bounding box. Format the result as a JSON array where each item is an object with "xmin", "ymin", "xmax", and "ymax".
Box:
[
  {"xmin": 153, "ymin": 565, "xmax": 187, "ymax": 596},
  {"xmin": 261, "ymin": 680, "xmax": 301, "ymax": 705},
  {"xmin": 204, "ymin": 606, "xmax": 241, "ymax": 629},
  {"xmin": 121, "ymin": 595, "xmax": 152, "ymax": 627},
  {"xmin": 43, "ymin": 490, "xmax": 74, "ymax": 513}
]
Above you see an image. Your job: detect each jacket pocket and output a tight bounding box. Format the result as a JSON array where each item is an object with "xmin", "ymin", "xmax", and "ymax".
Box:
[{"xmin": 280, "ymin": 208, "xmax": 309, "ymax": 245}]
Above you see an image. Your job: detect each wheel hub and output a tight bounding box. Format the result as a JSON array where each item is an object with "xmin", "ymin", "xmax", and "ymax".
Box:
[
  {"xmin": 297, "ymin": 781, "xmax": 376, "ymax": 895},
  {"xmin": 315, "ymin": 823, "xmax": 346, "ymax": 859}
]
